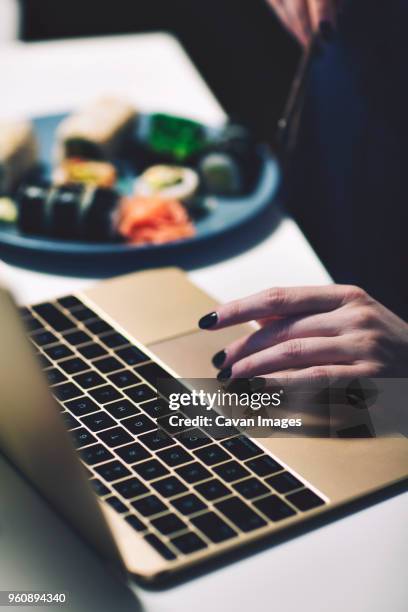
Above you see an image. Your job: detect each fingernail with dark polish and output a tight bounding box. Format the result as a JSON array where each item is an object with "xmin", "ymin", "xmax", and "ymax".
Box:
[
  {"xmin": 217, "ymin": 367, "xmax": 232, "ymax": 382},
  {"xmin": 319, "ymin": 20, "xmax": 335, "ymax": 42},
  {"xmin": 198, "ymin": 312, "xmax": 218, "ymax": 329},
  {"xmin": 212, "ymin": 350, "xmax": 227, "ymax": 369},
  {"xmin": 249, "ymin": 377, "xmax": 266, "ymax": 391}
]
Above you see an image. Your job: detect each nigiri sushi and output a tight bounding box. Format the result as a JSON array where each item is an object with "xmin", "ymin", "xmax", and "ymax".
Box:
[
  {"xmin": 0, "ymin": 120, "xmax": 38, "ymax": 193},
  {"xmin": 55, "ymin": 97, "xmax": 137, "ymax": 162}
]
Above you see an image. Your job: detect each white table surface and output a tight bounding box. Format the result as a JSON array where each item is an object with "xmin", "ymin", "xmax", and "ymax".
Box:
[{"xmin": 0, "ymin": 33, "xmax": 406, "ymax": 612}]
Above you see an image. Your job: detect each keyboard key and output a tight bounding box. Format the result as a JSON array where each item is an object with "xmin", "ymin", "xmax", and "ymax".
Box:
[
  {"xmin": 139, "ymin": 429, "xmax": 176, "ymax": 451},
  {"xmin": 171, "ymin": 532, "xmax": 207, "ymax": 555},
  {"xmin": 71, "ymin": 427, "xmax": 97, "ymax": 448},
  {"xmin": 37, "ymin": 354, "xmax": 52, "ymax": 369},
  {"xmin": 100, "ymin": 332, "xmax": 128, "ymax": 348},
  {"xmin": 245, "ymin": 455, "xmax": 283, "ymax": 477},
  {"xmin": 77, "ymin": 343, "xmax": 108, "ymax": 360},
  {"xmin": 213, "ymin": 460, "xmax": 251, "ymax": 483},
  {"xmin": 140, "ymin": 398, "xmax": 171, "ymax": 419},
  {"xmin": 85, "ymin": 319, "xmax": 113, "ymax": 335},
  {"xmin": 80, "ymin": 443, "xmax": 113, "ymax": 465},
  {"xmin": 64, "ymin": 396, "xmax": 99, "ymax": 417},
  {"xmin": 70, "ymin": 306, "xmax": 97, "ymax": 322},
  {"xmin": 31, "ymin": 331, "xmax": 58, "ymax": 347},
  {"xmin": 64, "ymin": 330, "xmax": 92, "ymax": 346},
  {"xmin": 73, "ymin": 370, "xmax": 105, "ymax": 389},
  {"xmin": 191, "ymin": 512, "xmax": 236, "ymax": 543},
  {"xmin": 254, "ymin": 495, "xmax": 296, "ymax": 522},
  {"xmin": 108, "ymin": 370, "xmax": 139, "ymax": 388},
  {"xmin": 53, "ymin": 382, "xmax": 82, "ymax": 401},
  {"xmin": 61, "ymin": 412, "xmax": 80, "ymax": 430},
  {"xmin": 157, "ymin": 446, "xmax": 193, "ymax": 467},
  {"xmin": 24, "ymin": 316, "xmax": 44, "ymax": 332},
  {"xmin": 105, "ymin": 399, "xmax": 139, "ymax": 420},
  {"xmin": 94, "ymin": 460, "xmax": 130, "ymax": 482},
  {"xmin": 122, "ymin": 414, "xmax": 156, "ymax": 435},
  {"xmin": 132, "ymin": 495, "xmax": 167, "ymax": 517},
  {"xmin": 105, "ymin": 496, "xmax": 128, "ymax": 513},
  {"xmin": 266, "ymin": 472, "xmax": 303, "ymax": 494},
  {"xmin": 194, "ymin": 444, "xmax": 230, "ymax": 466},
  {"xmin": 99, "ymin": 426, "xmax": 133, "ymax": 448},
  {"xmin": 60, "ymin": 357, "xmax": 89, "ymax": 375},
  {"xmin": 46, "ymin": 368, "xmax": 67, "ymax": 385},
  {"xmin": 116, "ymin": 442, "xmax": 151, "ymax": 464},
  {"xmin": 151, "ymin": 513, "xmax": 187, "ymax": 536},
  {"xmin": 32, "ymin": 302, "xmax": 74, "ymax": 332},
  {"xmin": 116, "ymin": 346, "xmax": 148, "ymax": 366},
  {"xmin": 81, "ymin": 412, "xmax": 116, "ymax": 432},
  {"xmin": 135, "ymin": 362, "xmax": 172, "ymax": 394},
  {"xmin": 57, "ymin": 295, "xmax": 82, "ymax": 309},
  {"xmin": 89, "ymin": 478, "xmax": 110, "ymax": 496},
  {"xmin": 233, "ymin": 477, "xmax": 269, "ymax": 500},
  {"xmin": 156, "ymin": 413, "xmax": 190, "ymax": 435},
  {"xmin": 113, "ymin": 477, "xmax": 148, "ymax": 499},
  {"xmin": 125, "ymin": 514, "xmax": 146, "ymax": 532},
  {"xmin": 44, "ymin": 343, "xmax": 74, "ymax": 360},
  {"xmin": 215, "ymin": 497, "xmax": 266, "ymax": 532},
  {"xmin": 175, "ymin": 429, "xmax": 211, "ymax": 450},
  {"xmin": 89, "ymin": 385, "xmax": 123, "ymax": 404},
  {"xmin": 286, "ymin": 489, "xmax": 325, "ymax": 511},
  {"xmin": 144, "ymin": 534, "xmax": 176, "ymax": 560},
  {"xmin": 152, "ymin": 476, "xmax": 187, "ymax": 498},
  {"xmin": 195, "ymin": 479, "xmax": 231, "ymax": 501},
  {"xmin": 93, "ymin": 356, "xmax": 123, "ymax": 374},
  {"xmin": 133, "ymin": 459, "xmax": 169, "ymax": 481},
  {"xmin": 171, "ymin": 494, "xmax": 206, "ymax": 516},
  {"xmin": 176, "ymin": 462, "xmax": 211, "ymax": 484},
  {"xmin": 221, "ymin": 436, "xmax": 262, "ymax": 460},
  {"xmin": 124, "ymin": 385, "xmax": 156, "ymax": 404}
]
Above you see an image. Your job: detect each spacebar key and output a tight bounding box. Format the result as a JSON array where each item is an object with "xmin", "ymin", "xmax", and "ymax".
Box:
[{"xmin": 32, "ymin": 303, "xmax": 75, "ymax": 332}]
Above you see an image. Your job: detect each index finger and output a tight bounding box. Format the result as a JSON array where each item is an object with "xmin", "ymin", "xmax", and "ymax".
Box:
[{"xmin": 199, "ymin": 285, "xmax": 348, "ymax": 330}]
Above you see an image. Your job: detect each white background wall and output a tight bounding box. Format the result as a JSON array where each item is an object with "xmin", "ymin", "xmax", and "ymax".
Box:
[{"xmin": 0, "ymin": 0, "xmax": 19, "ymax": 41}]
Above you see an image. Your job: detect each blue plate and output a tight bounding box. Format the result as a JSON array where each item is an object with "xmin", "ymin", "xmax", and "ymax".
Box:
[{"xmin": 0, "ymin": 113, "xmax": 280, "ymax": 259}]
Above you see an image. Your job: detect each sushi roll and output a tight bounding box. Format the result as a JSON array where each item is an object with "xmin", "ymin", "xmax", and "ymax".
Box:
[
  {"xmin": 17, "ymin": 182, "xmax": 50, "ymax": 235},
  {"xmin": 55, "ymin": 97, "xmax": 137, "ymax": 162},
  {"xmin": 134, "ymin": 165, "xmax": 199, "ymax": 202},
  {"xmin": 53, "ymin": 158, "xmax": 117, "ymax": 187},
  {"xmin": 0, "ymin": 197, "xmax": 18, "ymax": 224},
  {"xmin": 79, "ymin": 185, "xmax": 119, "ymax": 241},
  {"xmin": 17, "ymin": 182, "xmax": 119, "ymax": 241},
  {"xmin": 148, "ymin": 113, "xmax": 206, "ymax": 161},
  {"xmin": 0, "ymin": 120, "xmax": 38, "ymax": 194},
  {"xmin": 199, "ymin": 153, "xmax": 242, "ymax": 195}
]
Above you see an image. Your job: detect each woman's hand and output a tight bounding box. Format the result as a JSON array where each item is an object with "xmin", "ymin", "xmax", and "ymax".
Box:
[
  {"xmin": 198, "ymin": 285, "xmax": 408, "ymax": 386},
  {"xmin": 266, "ymin": 0, "xmax": 340, "ymax": 47}
]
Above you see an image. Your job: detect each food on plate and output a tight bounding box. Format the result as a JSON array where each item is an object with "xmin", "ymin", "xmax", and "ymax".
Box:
[
  {"xmin": 17, "ymin": 182, "xmax": 119, "ymax": 241},
  {"xmin": 0, "ymin": 197, "xmax": 18, "ymax": 224},
  {"xmin": 0, "ymin": 120, "xmax": 38, "ymax": 193},
  {"xmin": 134, "ymin": 165, "xmax": 199, "ymax": 201},
  {"xmin": 55, "ymin": 97, "xmax": 137, "ymax": 161},
  {"xmin": 211, "ymin": 122, "xmax": 260, "ymax": 190},
  {"xmin": 199, "ymin": 152, "xmax": 241, "ymax": 195},
  {"xmin": 53, "ymin": 158, "xmax": 117, "ymax": 187},
  {"xmin": 118, "ymin": 195, "xmax": 196, "ymax": 245},
  {"xmin": 147, "ymin": 113, "xmax": 206, "ymax": 161}
]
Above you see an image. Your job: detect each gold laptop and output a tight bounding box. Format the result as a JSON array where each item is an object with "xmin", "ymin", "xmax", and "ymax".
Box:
[{"xmin": 0, "ymin": 267, "xmax": 407, "ymax": 584}]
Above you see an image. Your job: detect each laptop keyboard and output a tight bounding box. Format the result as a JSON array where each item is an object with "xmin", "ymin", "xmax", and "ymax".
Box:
[{"xmin": 20, "ymin": 297, "xmax": 326, "ymax": 562}]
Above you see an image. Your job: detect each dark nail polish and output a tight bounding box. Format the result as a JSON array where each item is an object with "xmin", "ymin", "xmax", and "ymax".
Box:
[
  {"xmin": 249, "ymin": 377, "xmax": 266, "ymax": 392},
  {"xmin": 198, "ymin": 312, "xmax": 218, "ymax": 329},
  {"xmin": 212, "ymin": 350, "xmax": 227, "ymax": 369},
  {"xmin": 319, "ymin": 20, "xmax": 335, "ymax": 42},
  {"xmin": 217, "ymin": 367, "xmax": 232, "ymax": 382}
]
